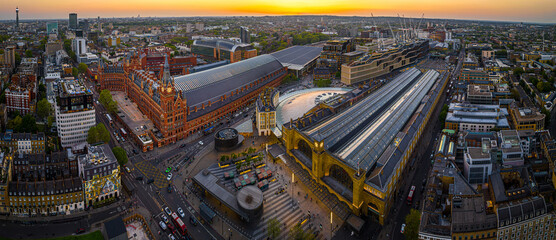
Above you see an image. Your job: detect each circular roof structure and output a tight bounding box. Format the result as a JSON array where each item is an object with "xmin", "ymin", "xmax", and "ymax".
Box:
[
  {"xmin": 215, "ymin": 128, "xmax": 238, "ymax": 140},
  {"xmin": 275, "ymin": 87, "xmax": 351, "ymax": 133},
  {"xmin": 236, "ymin": 185, "xmax": 263, "ymax": 211}
]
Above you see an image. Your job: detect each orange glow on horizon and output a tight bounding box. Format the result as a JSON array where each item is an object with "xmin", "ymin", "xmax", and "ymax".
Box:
[{"xmin": 0, "ymin": 0, "xmax": 554, "ymax": 23}]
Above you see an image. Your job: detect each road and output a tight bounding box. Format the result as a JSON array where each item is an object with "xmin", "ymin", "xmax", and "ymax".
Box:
[{"xmin": 388, "ymin": 50, "xmax": 464, "ymax": 240}]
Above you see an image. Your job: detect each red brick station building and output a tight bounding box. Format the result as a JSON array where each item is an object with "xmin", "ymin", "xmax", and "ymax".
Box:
[{"xmin": 96, "ymin": 49, "xmax": 287, "ymax": 151}]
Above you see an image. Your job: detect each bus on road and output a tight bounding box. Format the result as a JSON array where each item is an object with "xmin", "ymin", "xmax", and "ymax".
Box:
[
  {"xmin": 407, "ymin": 185, "xmax": 416, "ymax": 205},
  {"xmin": 106, "ymin": 114, "xmax": 113, "ymax": 126},
  {"xmin": 170, "ymin": 212, "xmax": 187, "ymax": 236}
]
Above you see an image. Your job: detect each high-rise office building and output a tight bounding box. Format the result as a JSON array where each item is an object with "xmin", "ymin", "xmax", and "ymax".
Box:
[
  {"xmin": 46, "ymin": 22, "xmax": 58, "ymax": 35},
  {"xmin": 73, "ymin": 38, "xmax": 87, "ymax": 55},
  {"xmin": 15, "ymin": 7, "xmax": 19, "ymax": 31},
  {"xmin": 54, "ymin": 79, "xmax": 96, "ymax": 149},
  {"xmin": 240, "ymin": 26, "xmax": 251, "ymax": 44},
  {"xmin": 69, "ymin": 13, "xmax": 77, "ymax": 30}
]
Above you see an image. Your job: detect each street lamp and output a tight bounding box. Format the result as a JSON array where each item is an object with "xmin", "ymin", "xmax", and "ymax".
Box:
[
  {"xmin": 291, "ymin": 173, "xmax": 295, "ymax": 206},
  {"xmin": 330, "ymin": 211, "xmax": 333, "ymax": 240}
]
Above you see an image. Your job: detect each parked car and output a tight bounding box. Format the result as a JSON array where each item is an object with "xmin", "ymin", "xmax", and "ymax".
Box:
[
  {"xmin": 400, "ymin": 223, "xmax": 406, "ymax": 233},
  {"xmin": 180, "ymin": 144, "xmax": 186, "ymax": 148},
  {"xmin": 135, "ymin": 176, "xmax": 144, "ymax": 181},
  {"xmin": 159, "ymin": 221, "xmax": 167, "ymax": 230},
  {"xmin": 198, "ymin": 141, "xmax": 204, "ymax": 146},
  {"xmin": 167, "ymin": 173, "xmax": 173, "ymax": 181},
  {"xmin": 168, "ymin": 234, "xmax": 176, "ymax": 240},
  {"xmin": 165, "ymin": 167, "xmax": 172, "ymax": 173},
  {"xmin": 167, "ymin": 185, "xmax": 172, "ymax": 193},
  {"xmin": 125, "ymin": 167, "xmax": 131, "ymax": 173},
  {"xmin": 161, "ymin": 215, "xmax": 169, "ymax": 224},
  {"xmin": 76, "ymin": 228, "xmax": 86, "ymax": 234},
  {"xmin": 164, "ymin": 207, "xmax": 172, "ymax": 215}
]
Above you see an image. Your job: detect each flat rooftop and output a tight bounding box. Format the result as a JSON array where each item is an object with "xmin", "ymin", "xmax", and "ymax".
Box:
[
  {"xmin": 270, "ymin": 46, "xmax": 322, "ymax": 71},
  {"xmin": 112, "ymin": 92, "xmax": 154, "ymax": 143}
]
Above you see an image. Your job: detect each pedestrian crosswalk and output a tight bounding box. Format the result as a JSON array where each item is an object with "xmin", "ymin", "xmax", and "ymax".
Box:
[{"xmin": 206, "ymin": 164, "xmax": 321, "ymax": 240}]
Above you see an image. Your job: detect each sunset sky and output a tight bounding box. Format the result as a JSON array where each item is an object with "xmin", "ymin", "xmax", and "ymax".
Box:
[{"xmin": 1, "ymin": 0, "xmax": 555, "ymax": 23}]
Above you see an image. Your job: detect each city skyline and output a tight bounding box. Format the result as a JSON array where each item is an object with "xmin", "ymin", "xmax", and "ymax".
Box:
[{"xmin": 1, "ymin": 0, "xmax": 555, "ymax": 23}]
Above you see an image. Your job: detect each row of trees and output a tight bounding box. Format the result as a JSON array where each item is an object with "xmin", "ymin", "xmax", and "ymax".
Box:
[
  {"xmin": 292, "ymin": 32, "xmax": 330, "ymax": 45},
  {"xmin": 99, "ymin": 90, "xmax": 118, "ymax": 114},
  {"xmin": 266, "ymin": 217, "xmax": 316, "ymax": 240}
]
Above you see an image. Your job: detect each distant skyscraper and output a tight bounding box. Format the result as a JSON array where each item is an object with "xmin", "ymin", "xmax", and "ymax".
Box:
[
  {"xmin": 240, "ymin": 26, "xmax": 250, "ymax": 44},
  {"xmin": 69, "ymin": 13, "xmax": 77, "ymax": 30},
  {"xmin": 15, "ymin": 7, "xmax": 19, "ymax": 31},
  {"xmin": 46, "ymin": 22, "xmax": 59, "ymax": 35}
]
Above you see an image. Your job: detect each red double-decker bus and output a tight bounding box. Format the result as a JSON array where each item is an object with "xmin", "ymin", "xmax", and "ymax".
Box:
[
  {"xmin": 170, "ymin": 212, "xmax": 187, "ymax": 236},
  {"xmin": 407, "ymin": 185, "xmax": 416, "ymax": 205}
]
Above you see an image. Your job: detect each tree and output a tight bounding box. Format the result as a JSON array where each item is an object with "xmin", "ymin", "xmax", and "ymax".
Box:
[
  {"xmin": 78, "ymin": 62, "xmax": 88, "ymax": 74},
  {"xmin": 289, "ymin": 223, "xmax": 315, "ymax": 240},
  {"xmin": 404, "ymin": 209, "xmax": 421, "ymax": 240},
  {"xmin": 97, "ymin": 123, "xmax": 111, "ymax": 143},
  {"xmin": 14, "ymin": 52, "xmax": 21, "ymax": 66},
  {"xmin": 72, "ymin": 67, "xmax": 78, "ymax": 78},
  {"xmin": 7, "ymin": 116, "xmax": 22, "ymax": 130},
  {"xmin": 267, "ymin": 217, "xmax": 281, "ymax": 239},
  {"xmin": 47, "ymin": 116, "xmax": 55, "ymax": 129},
  {"xmin": 37, "ymin": 99, "xmax": 52, "ymax": 120},
  {"xmin": 107, "ymin": 100, "xmax": 118, "ymax": 114},
  {"xmin": 99, "ymin": 89, "xmax": 112, "ymax": 106},
  {"xmin": 87, "ymin": 125, "xmax": 99, "ymax": 144},
  {"xmin": 25, "ymin": 49, "xmax": 33, "ymax": 58},
  {"xmin": 112, "ymin": 147, "xmax": 128, "ymax": 166},
  {"xmin": 20, "ymin": 115, "xmax": 38, "ymax": 132}
]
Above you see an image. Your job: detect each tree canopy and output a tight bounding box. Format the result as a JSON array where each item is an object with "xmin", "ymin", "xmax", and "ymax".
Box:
[
  {"xmin": 99, "ymin": 90, "xmax": 118, "ymax": 114},
  {"xmin": 8, "ymin": 114, "xmax": 38, "ymax": 133},
  {"xmin": 36, "ymin": 98, "xmax": 52, "ymax": 120},
  {"xmin": 267, "ymin": 218, "xmax": 281, "ymax": 239},
  {"xmin": 288, "ymin": 223, "xmax": 315, "ymax": 240},
  {"xmin": 112, "ymin": 147, "xmax": 128, "ymax": 166},
  {"xmin": 404, "ymin": 209, "xmax": 421, "ymax": 240},
  {"xmin": 78, "ymin": 63, "xmax": 88, "ymax": 74},
  {"xmin": 87, "ymin": 123, "xmax": 111, "ymax": 144}
]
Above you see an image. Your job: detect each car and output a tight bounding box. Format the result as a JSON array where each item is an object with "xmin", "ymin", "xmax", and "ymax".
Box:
[
  {"xmin": 135, "ymin": 176, "xmax": 144, "ymax": 181},
  {"xmin": 177, "ymin": 207, "xmax": 185, "ymax": 218},
  {"xmin": 400, "ymin": 223, "xmax": 406, "ymax": 233},
  {"xmin": 189, "ymin": 216, "xmax": 198, "ymax": 226},
  {"xmin": 161, "ymin": 215, "xmax": 169, "ymax": 224},
  {"xmin": 275, "ymin": 187, "xmax": 285, "ymax": 195},
  {"xmin": 198, "ymin": 141, "xmax": 204, "ymax": 146},
  {"xmin": 180, "ymin": 144, "xmax": 186, "ymax": 148},
  {"xmin": 165, "ymin": 167, "xmax": 172, "ymax": 173},
  {"xmin": 167, "ymin": 173, "xmax": 173, "ymax": 181},
  {"xmin": 164, "ymin": 207, "xmax": 172, "ymax": 215},
  {"xmin": 168, "ymin": 234, "xmax": 177, "ymax": 240},
  {"xmin": 167, "ymin": 185, "xmax": 172, "ymax": 193},
  {"xmin": 147, "ymin": 179, "xmax": 154, "ymax": 184},
  {"xmin": 76, "ymin": 228, "xmax": 86, "ymax": 234},
  {"xmin": 159, "ymin": 221, "xmax": 167, "ymax": 230},
  {"xmin": 132, "ymin": 149, "xmax": 138, "ymax": 154},
  {"xmin": 125, "ymin": 167, "xmax": 131, "ymax": 173}
]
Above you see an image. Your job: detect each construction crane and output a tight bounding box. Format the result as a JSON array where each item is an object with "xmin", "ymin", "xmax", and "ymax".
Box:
[
  {"xmin": 387, "ymin": 20, "xmax": 397, "ymax": 46},
  {"xmin": 415, "ymin": 14, "xmax": 425, "ymax": 39}
]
